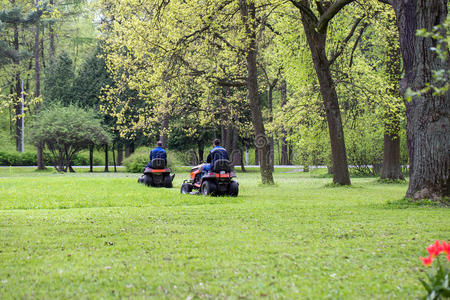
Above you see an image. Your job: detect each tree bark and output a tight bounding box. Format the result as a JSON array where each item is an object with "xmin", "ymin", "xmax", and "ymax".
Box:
[
  {"xmin": 392, "ymin": 0, "xmax": 449, "ymax": 199},
  {"xmin": 34, "ymin": 2, "xmax": 45, "ymax": 170},
  {"xmin": 280, "ymin": 79, "xmax": 289, "ymax": 165},
  {"xmin": 13, "ymin": 23, "xmax": 22, "ymax": 152},
  {"xmin": 160, "ymin": 114, "xmax": 169, "ymax": 147},
  {"xmin": 381, "ymin": 15, "xmax": 403, "ymax": 180},
  {"xmin": 268, "ymin": 83, "xmax": 275, "ymax": 170},
  {"xmin": 117, "ymin": 143, "xmax": 123, "ymax": 165},
  {"xmin": 299, "ymin": 6, "xmax": 351, "ymax": 185},
  {"xmin": 89, "ymin": 145, "xmax": 94, "ymax": 172},
  {"xmin": 240, "ymin": 0, "xmax": 274, "ymax": 184},
  {"xmin": 104, "ymin": 144, "xmax": 109, "ymax": 172},
  {"xmin": 49, "ymin": 0, "xmax": 55, "ymax": 65}
]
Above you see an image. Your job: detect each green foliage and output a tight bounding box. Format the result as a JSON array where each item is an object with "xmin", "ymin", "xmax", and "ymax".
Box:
[
  {"xmin": 419, "ymin": 256, "xmax": 450, "ymax": 300},
  {"xmin": 42, "ymin": 53, "xmax": 75, "ymax": 105},
  {"xmin": 28, "ymin": 104, "xmax": 110, "ymax": 171},
  {"xmin": 72, "ymin": 45, "xmax": 112, "ymax": 109},
  {"xmin": 122, "ymin": 147, "xmax": 149, "ymax": 173},
  {"xmin": 0, "ymin": 150, "xmax": 49, "ymax": 166}
]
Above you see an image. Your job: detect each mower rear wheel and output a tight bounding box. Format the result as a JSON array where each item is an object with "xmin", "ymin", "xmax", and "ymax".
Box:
[
  {"xmin": 180, "ymin": 183, "xmax": 193, "ymax": 194},
  {"xmin": 228, "ymin": 181, "xmax": 239, "ymax": 197},
  {"xmin": 201, "ymin": 180, "xmax": 216, "ymax": 196},
  {"xmin": 142, "ymin": 174, "xmax": 153, "ymax": 186}
]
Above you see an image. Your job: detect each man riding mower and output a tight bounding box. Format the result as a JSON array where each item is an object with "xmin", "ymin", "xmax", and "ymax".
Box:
[
  {"xmin": 180, "ymin": 139, "xmax": 238, "ymax": 196},
  {"xmin": 138, "ymin": 141, "xmax": 175, "ymax": 188}
]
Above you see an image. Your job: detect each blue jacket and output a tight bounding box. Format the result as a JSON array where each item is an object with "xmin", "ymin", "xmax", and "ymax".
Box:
[
  {"xmin": 206, "ymin": 146, "xmax": 229, "ymax": 168},
  {"xmin": 149, "ymin": 147, "xmax": 167, "ymax": 166}
]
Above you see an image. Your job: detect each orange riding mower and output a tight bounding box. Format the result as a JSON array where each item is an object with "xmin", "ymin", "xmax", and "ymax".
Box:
[{"xmin": 180, "ymin": 159, "xmax": 238, "ymax": 196}]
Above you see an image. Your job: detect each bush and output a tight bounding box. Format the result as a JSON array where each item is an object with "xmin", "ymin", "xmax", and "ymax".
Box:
[
  {"xmin": 0, "ymin": 151, "xmax": 34, "ymax": 166},
  {"xmin": 28, "ymin": 104, "xmax": 111, "ymax": 171},
  {"xmin": 123, "ymin": 147, "xmax": 151, "ymax": 173},
  {"xmin": 123, "ymin": 147, "xmax": 183, "ymax": 172}
]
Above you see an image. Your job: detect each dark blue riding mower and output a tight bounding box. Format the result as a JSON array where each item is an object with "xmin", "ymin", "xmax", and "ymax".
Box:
[{"xmin": 138, "ymin": 158, "xmax": 174, "ymax": 188}]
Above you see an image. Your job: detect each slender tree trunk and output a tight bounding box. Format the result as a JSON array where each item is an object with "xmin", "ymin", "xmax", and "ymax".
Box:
[
  {"xmin": 34, "ymin": 4, "xmax": 45, "ymax": 170},
  {"xmin": 49, "ymin": 0, "xmax": 55, "ymax": 65},
  {"xmin": 13, "ymin": 23, "xmax": 22, "ymax": 152},
  {"xmin": 280, "ymin": 79, "xmax": 289, "ymax": 165},
  {"xmin": 197, "ymin": 141, "xmax": 204, "ymax": 162},
  {"xmin": 240, "ymin": 0, "xmax": 273, "ymax": 184},
  {"xmin": 268, "ymin": 83, "xmax": 277, "ymax": 170},
  {"xmin": 117, "ymin": 143, "xmax": 123, "ymax": 165},
  {"xmin": 393, "ymin": 0, "xmax": 449, "ymax": 199},
  {"xmin": 104, "ymin": 144, "xmax": 109, "ymax": 172},
  {"xmin": 112, "ymin": 143, "xmax": 117, "ymax": 172},
  {"xmin": 89, "ymin": 144, "xmax": 94, "ymax": 172},
  {"xmin": 240, "ymin": 147, "xmax": 246, "ymax": 172},
  {"xmin": 300, "ymin": 11, "xmax": 350, "ymax": 185},
  {"xmin": 160, "ymin": 114, "xmax": 169, "ymax": 147}
]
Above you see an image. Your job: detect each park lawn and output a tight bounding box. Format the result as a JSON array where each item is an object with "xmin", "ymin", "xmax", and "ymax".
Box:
[{"xmin": 0, "ymin": 168, "xmax": 448, "ymax": 299}]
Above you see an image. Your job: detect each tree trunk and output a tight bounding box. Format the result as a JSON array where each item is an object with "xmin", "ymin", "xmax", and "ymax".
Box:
[
  {"xmin": 49, "ymin": 0, "xmax": 55, "ymax": 65},
  {"xmin": 239, "ymin": 147, "xmax": 246, "ymax": 172},
  {"xmin": 300, "ymin": 10, "xmax": 351, "ymax": 185},
  {"xmin": 380, "ymin": 12, "xmax": 403, "ymax": 180},
  {"xmin": 117, "ymin": 143, "xmax": 123, "ymax": 165},
  {"xmin": 280, "ymin": 79, "xmax": 289, "ymax": 165},
  {"xmin": 240, "ymin": 0, "xmax": 273, "ymax": 184},
  {"xmin": 381, "ymin": 133, "xmax": 404, "ymax": 180},
  {"xmin": 89, "ymin": 145, "xmax": 94, "ymax": 172},
  {"xmin": 160, "ymin": 114, "xmax": 169, "ymax": 147},
  {"xmin": 104, "ymin": 144, "xmax": 109, "ymax": 172},
  {"xmin": 393, "ymin": 0, "xmax": 449, "ymax": 199},
  {"xmin": 13, "ymin": 23, "xmax": 22, "ymax": 152},
  {"xmin": 197, "ymin": 141, "xmax": 204, "ymax": 162},
  {"xmin": 112, "ymin": 143, "xmax": 117, "ymax": 172},
  {"xmin": 268, "ymin": 83, "xmax": 275, "ymax": 170},
  {"xmin": 34, "ymin": 4, "xmax": 45, "ymax": 170}
]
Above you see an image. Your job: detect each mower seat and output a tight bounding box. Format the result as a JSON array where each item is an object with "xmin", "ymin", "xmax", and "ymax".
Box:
[
  {"xmin": 213, "ymin": 159, "xmax": 231, "ymax": 172},
  {"xmin": 151, "ymin": 158, "xmax": 166, "ymax": 169}
]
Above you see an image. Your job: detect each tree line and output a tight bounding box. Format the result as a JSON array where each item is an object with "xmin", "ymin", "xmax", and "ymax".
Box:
[{"xmin": 0, "ymin": 0, "xmax": 448, "ymax": 200}]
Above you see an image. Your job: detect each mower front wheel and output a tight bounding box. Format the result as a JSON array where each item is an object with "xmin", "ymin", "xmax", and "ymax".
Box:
[
  {"xmin": 228, "ymin": 181, "xmax": 239, "ymax": 197},
  {"xmin": 201, "ymin": 180, "xmax": 216, "ymax": 196},
  {"xmin": 180, "ymin": 183, "xmax": 193, "ymax": 194},
  {"xmin": 164, "ymin": 174, "xmax": 173, "ymax": 188}
]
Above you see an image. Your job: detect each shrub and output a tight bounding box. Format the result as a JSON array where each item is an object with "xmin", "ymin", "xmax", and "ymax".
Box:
[
  {"xmin": 123, "ymin": 147, "xmax": 182, "ymax": 172},
  {"xmin": 28, "ymin": 104, "xmax": 111, "ymax": 172}
]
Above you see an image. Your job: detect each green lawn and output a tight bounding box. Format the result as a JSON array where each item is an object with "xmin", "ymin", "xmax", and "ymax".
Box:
[{"xmin": 0, "ymin": 168, "xmax": 448, "ymax": 299}]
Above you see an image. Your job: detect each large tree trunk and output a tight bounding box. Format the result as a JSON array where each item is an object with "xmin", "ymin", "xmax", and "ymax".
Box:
[
  {"xmin": 300, "ymin": 12, "xmax": 351, "ymax": 185},
  {"xmin": 240, "ymin": 0, "xmax": 274, "ymax": 184},
  {"xmin": 280, "ymin": 79, "xmax": 289, "ymax": 165},
  {"xmin": 393, "ymin": 0, "xmax": 449, "ymax": 199}
]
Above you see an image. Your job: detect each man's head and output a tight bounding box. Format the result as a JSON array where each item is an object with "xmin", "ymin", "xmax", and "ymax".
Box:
[
  {"xmin": 213, "ymin": 139, "xmax": 220, "ymax": 146},
  {"xmin": 156, "ymin": 141, "xmax": 163, "ymax": 147}
]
